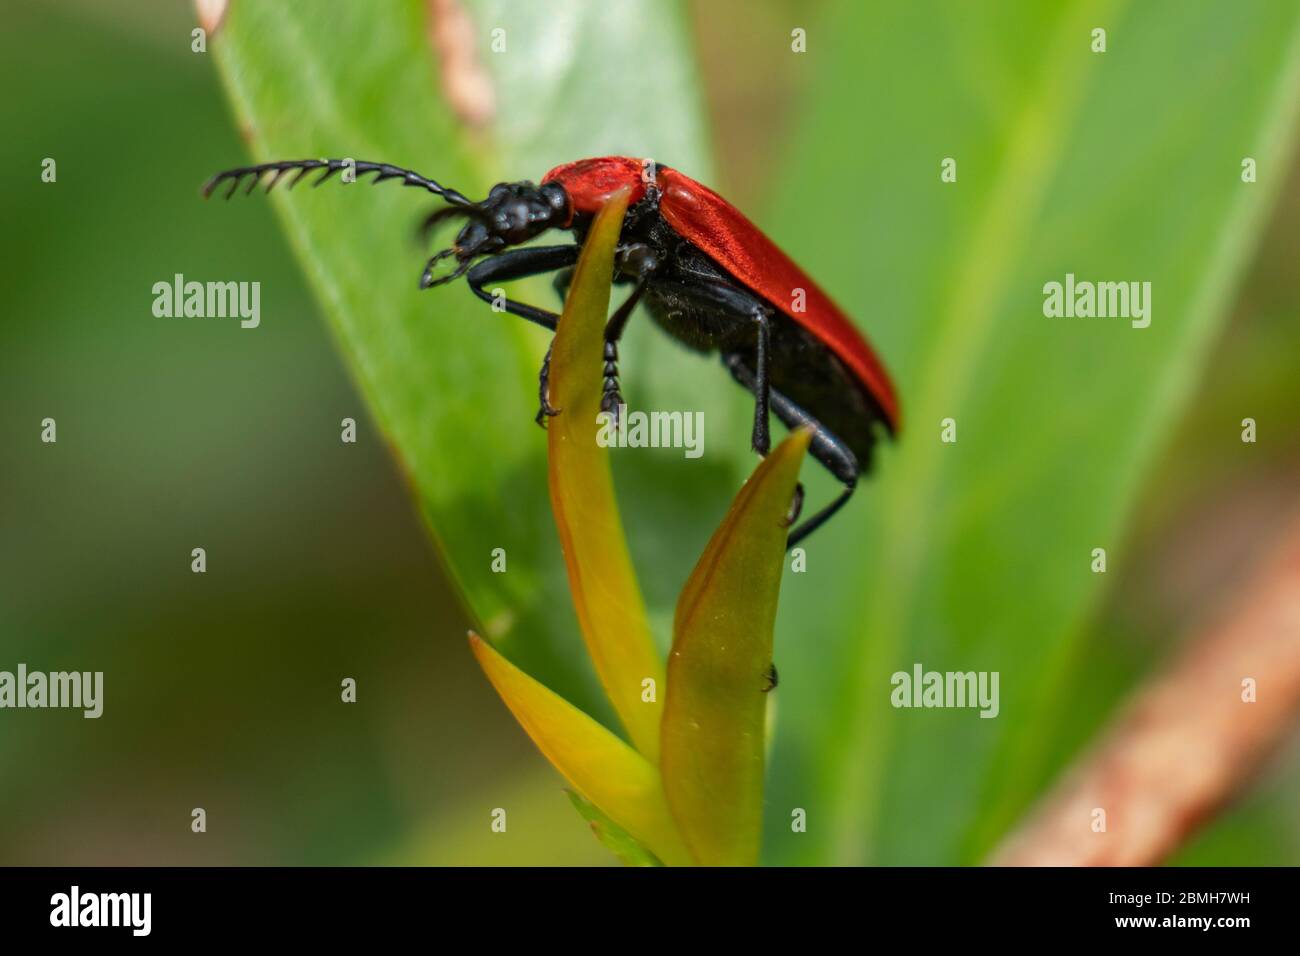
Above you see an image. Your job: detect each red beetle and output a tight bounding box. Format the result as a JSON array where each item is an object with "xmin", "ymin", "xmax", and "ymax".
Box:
[{"xmin": 205, "ymin": 156, "xmax": 899, "ymax": 545}]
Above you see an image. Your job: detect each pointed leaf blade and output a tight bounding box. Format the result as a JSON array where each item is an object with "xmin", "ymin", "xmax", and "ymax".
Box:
[
  {"xmin": 565, "ymin": 790, "xmax": 663, "ymax": 867},
  {"xmin": 468, "ymin": 632, "xmax": 690, "ymax": 866},
  {"xmin": 661, "ymin": 428, "xmax": 812, "ymax": 866},
  {"xmin": 546, "ymin": 188, "xmax": 666, "ymax": 760}
]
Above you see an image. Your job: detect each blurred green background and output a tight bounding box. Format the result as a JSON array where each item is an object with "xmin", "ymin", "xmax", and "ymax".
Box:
[
  {"xmin": 0, "ymin": 0, "xmax": 605, "ymax": 865},
  {"xmin": 1, "ymin": 0, "xmax": 1297, "ymax": 865}
]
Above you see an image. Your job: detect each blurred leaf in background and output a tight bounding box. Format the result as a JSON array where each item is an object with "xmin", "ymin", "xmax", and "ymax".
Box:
[
  {"xmin": 661, "ymin": 427, "xmax": 810, "ymax": 866},
  {"xmin": 0, "ymin": 0, "xmax": 608, "ymax": 866},
  {"xmin": 756, "ymin": 0, "xmax": 1300, "ymax": 864}
]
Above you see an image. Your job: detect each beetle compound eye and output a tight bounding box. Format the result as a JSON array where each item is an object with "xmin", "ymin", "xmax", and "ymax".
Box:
[{"xmin": 539, "ymin": 182, "xmax": 568, "ymax": 213}]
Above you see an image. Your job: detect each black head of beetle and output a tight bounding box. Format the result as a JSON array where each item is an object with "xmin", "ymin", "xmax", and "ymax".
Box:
[{"xmin": 420, "ymin": 181, "xmax": 570, "ymax": 288}]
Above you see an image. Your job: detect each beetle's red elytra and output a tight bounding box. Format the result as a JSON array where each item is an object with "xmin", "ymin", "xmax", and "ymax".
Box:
[
  {"xmin": 545, "ymin": 157, "xmax": 899, "ymax": 428},
  {"xmin": 204, "ymin": 155, "xmax": 899, "ymax": 546}
]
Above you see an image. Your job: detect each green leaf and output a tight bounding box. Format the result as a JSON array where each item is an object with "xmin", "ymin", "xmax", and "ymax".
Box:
[
  {"xmin": 565, "ymin": 791, "xmax": 663, "ymax": 867},
  {"xmin": 209, "ymin": 0, "xmax": 719, "ymax": 727},
  {"xmin": 661, "ymin": 428, "xmax": 811, "ymax": 866},
  {"xmin": 759, "ymin": 0, "xmax": 1300, "ymax": 864},
  {"xmin": 546, "ymin": 187, "xmax": 664, "ymax": 760},
  {"xmin": 468, "ymin": 632, "xmax": 691, "ymax": 866}
]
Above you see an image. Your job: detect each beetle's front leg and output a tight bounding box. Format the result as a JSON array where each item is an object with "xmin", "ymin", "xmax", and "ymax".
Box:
[
  {"xmin": 463, "ymin": 246, "xmax": 579, "ymax": 428},
  {"xmin": 535, "ymin": 263, "xmax": 649, "ymax": 430},
  {"xmin": 464, "ymin": 244, "xmax": 580, "ymax": 331}
]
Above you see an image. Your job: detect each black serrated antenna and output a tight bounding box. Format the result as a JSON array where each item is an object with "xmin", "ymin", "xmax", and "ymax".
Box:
[{"xmin": 202, "ymin": 158, "xmax": 475, "ymax": 206}]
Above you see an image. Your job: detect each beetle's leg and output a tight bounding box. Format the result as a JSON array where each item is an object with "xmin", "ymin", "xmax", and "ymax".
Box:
[
  {"xmin": 786, "ymin": 482, "xmax": 855, "ymax": 548},
  {"xmin": 600, "ymin": 342, "xmax": 624, "ymax": 425},
  {"xmin": 464, "ymin": 244, "xmax": 657, "ymax": 428},
  {"xmin": 751, "ymin": 309, "xmax": 773, "ymax": 456},
  {"xmin": 551, "ymin": 267, "xmax": 575, "ymax": 305},
  {"xmin": 599, "ymin": 280, "xmax": 654, "ymax": 426},
  {"xmin": 463, "ymin": 244, "xmax": 581, "ymax": 330},
  {"xmin": 643, "ymin": 276, "xmax": 775, "ymax": 454},
  {"xmin": 597, "ymin": 245, "xmax": 661, "ymax": 426},
  {"xmin": 463, "ymin": 244, "xmax": 664, "ymax": 429},
  {"xmin": 535, "ymin": 343, "xmax": 559, "ymax": 425},
  {"xmin": 544, "ymin": 264, "xmax": 637, "ymax": 427},
  {"xmin": 546, "ymin": 266, "xmax": 632, "ymax": 427},
  {"xmin": 463, "ymin": 245, "xmax": 580, "ymax": 425},
  {"xmin": 723, "ymin": 353, "xmax": 860, "ymax": 550}
]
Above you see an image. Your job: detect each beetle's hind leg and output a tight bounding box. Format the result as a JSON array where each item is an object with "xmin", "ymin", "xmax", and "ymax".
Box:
[
  {"xmin": 642, "ymin": 276, "xmax": 776, "ymax": 455},
  {"xmin": 750, "ymin": 308, "xmax": 774, "ymax": 456},
  {"xmin": 787, "ymin": 481, "xmax": 855, "ymax": 548},
  {"xmin": 722, "ymin": 353, "xmax": 860, "ymax": 550}
]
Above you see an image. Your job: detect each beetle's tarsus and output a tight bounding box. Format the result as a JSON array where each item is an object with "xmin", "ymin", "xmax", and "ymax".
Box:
[
  {"xmin": 535, "ymin": 345, "xmax": 560, "ymax": 428},
  {"xmin": 534, "ymin": 402, "xmax": 561, "ymax": 428},
  {"xmin": 420, "ymin": 248, "xmax": 467, "ymax": 289},
  {"xmin": 601, "ymin": 340, "xmax": 623, "ymax": 424},
  {"xmin": 786, "ymin": 482, "xmax": 856, "ymax": 550},
  {"xmin": 600, "ymin": 389, "xmax": 624, "ymax": 426}
]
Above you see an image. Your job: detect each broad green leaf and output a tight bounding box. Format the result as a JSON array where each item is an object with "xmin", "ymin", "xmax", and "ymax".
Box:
[
  {"xmin": 661, "ymin": 428, "xmax": 811, "ymax": 867},
  {"xmin": 565, "ymin": 791, "xmax": 663, "ymax": 867},
  {"xmin": 759, "ymin": 0, "xmax": 1300, "ymax": 864},
  {"xmin": 468, "ymin": 632, "xmax": 691, "ymax": 867},
  {"xmin": 209, "ymin": 0, "xmax": 721, "ymax": 731},
  {"xmin": 546, "ymin": 188, "xmax": 664, "ymax": 760}
]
